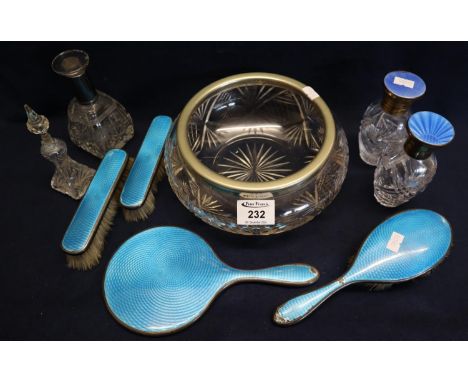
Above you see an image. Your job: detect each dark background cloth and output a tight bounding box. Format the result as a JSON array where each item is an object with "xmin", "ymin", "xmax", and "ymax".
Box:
[{"xmin": 1, "ymin": 42, "xmax": 467, "ymax": 340}]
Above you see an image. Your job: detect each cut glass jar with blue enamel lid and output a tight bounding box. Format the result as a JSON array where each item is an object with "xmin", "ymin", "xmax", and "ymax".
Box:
[
  {"xmin": 359, "ymin": 70, "xmax": 426, "ymax": 166},
  {"xmin": 374, "ymin": 111, "xmax": 455, "ymax": 207},
  {"xmin": 165, "ymin": 73, "xmax": 349, "ymax": 235}
]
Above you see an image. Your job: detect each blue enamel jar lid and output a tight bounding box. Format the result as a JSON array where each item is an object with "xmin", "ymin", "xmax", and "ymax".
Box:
[
  {"xmin": 384, "ymin": 71, "xmax": 426, "ymax": 99},
  {"xmin": 408, "ymin": 111, "xmax": 455, "ymax": 147}
]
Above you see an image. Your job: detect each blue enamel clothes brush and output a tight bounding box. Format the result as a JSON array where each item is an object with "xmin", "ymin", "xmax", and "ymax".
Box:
[
  {"xmin": 274, "ymin": 209, "xmax": 452, "ymax": 326},
  {"xmin": 62, "ymin": 149, "xmax": 128, "ymax": 270},
  {"xmin": 120, "ymin": 116, "xmax": 172, "ymax": 222}
]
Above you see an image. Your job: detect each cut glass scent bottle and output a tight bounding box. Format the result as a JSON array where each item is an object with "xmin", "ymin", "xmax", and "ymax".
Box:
[
  {"xmin": 359, "ymin": 71, "xmax": 426, "ymax": 166},
  {"xmin": 374, "ymin": 111, "xmax": 454, "ymax": 207},
  {"xmin": 52, "ymin": 50, "xmax": 134, "ymax": 158},
  {"xmin": 25, "ymin": 105, "xmax": 95, "ymax": 200}
]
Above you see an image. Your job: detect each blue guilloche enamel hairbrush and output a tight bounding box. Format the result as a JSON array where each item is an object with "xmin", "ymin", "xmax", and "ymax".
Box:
[{"xmin": 274, "ymin": 209, "xmax": 452, "ymax": 326}]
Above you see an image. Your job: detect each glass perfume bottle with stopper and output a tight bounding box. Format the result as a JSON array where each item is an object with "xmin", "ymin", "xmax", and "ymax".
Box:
[
  {"xmin": 25, "ymin": 104, "xmax": 95, "ymax": 200},
  {"xmin": 359, "ymin": 71, "xmax": 426, "ymax": 166},
  {"xmin": 374, "ymin": 111, "xmax": 454, "ymax": 207},
  {"xmin": 52, "ymin": 49, "xmax": 134, "ymax": 158}
]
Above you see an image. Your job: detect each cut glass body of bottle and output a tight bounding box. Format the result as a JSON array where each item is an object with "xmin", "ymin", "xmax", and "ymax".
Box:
[
  {"xmin": 25, "ymin": 105, "xmax": 95, "ymax": 200},
  {"xmin": 52, "ymin": 50, "xmax": 134, "ymax": 158},
  {"xmin": 374, "ymin": 111, "xmax": 454, "ymax": 207},
  {"xmin": 359, "ymin": 71, "xmax": 426, "ymax": 166}
]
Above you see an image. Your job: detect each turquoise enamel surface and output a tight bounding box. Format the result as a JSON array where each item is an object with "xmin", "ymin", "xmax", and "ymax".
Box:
[
  {"xmin": 103, "ymin": 226, "xmax": 319, "ymax": 335},
  {"xmin": 61, "ymin": 149, "xmax": 127, "ymax": 254},
  {"xmin": 120, "ymin": 116, "xmax": 172, "ymax": 208},
  {"xmin": 408, "ymin": 111, "xmax": 455, "ymax": 146},
  {"xmin": 274, "ymin": 209, "xmax": 452, "ymax": 325}
]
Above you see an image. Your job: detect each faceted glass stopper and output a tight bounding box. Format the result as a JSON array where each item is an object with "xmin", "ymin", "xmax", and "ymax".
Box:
[
  {"xmin": 51, "ymin": 50, "xmax": 89, "ymax": 78},
  {"xmin": 25, "ymin": 104, "xmax": 49, "ymax": 134},
  {"xmin": 24, "ymin": 104, "xmax": 96, "ymax": 200}
]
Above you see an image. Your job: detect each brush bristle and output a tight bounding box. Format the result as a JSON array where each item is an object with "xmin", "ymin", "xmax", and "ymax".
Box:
[
  {"xmin": 123, "ymin": 156, "xmax": 135, "ymax": 178},
  {"xmin": 66, "ymin": 194, "xmax": 119, "ymax": 271},
  {"xmin": 155, "ymin": 159, "xmax": 166, "ymax": 181},
  {"xmin": 367, "ymin": 283, "xmax": 393, "ymax": 292},
  {"xmin": 122, "ymin": 189, "xmax": 156, "ymax": 222},
  {"xmin": 346, "ymin": 242, "xmax": 454, "ymax": 292},
  {"xmin": 347, "ymin": 252, "xmax": 394, "ymax": 291},
  {"xmin": 122, "ymin": 159, "xmax": 166, "ymax": 222}
]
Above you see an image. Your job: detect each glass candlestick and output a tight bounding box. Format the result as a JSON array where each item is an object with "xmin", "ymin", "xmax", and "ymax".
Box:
[
  {"xmin": 25, "ymin": 105, "xmax": 96, "ymax": 200},
  {"xmin": 374, "ymin": 111, "xmax": 455, "ymax": 207},
  {"xmin": 359, "ymin": 71, "xmax": 426, "ymax": 166},
  {"xmin": 51, "ymin": 49, "xmax": 134, "ymax": 158}
]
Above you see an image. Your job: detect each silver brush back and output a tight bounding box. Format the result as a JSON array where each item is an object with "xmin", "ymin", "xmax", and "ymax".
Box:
[{"xmin": 62, "ymin": 149, "xmax": 128, "ymax": 254}]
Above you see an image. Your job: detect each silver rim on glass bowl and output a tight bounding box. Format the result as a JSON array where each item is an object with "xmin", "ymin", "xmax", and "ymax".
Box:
[
  {"xmin": 166, "ymin": 72, "xmax": 348, "ymax": 235},
  {"xmin": 175, "ymin": 72, "xmax": 336, "ymax": 193}
]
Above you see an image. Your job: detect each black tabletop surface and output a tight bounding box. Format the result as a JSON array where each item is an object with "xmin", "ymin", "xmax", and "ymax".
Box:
[{"xmin": 1, "ymin": 42, "xmax": 467, "ymax": 340}]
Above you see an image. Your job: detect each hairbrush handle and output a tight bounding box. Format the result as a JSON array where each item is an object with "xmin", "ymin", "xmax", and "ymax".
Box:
[
  {"xmin": 273, "ymin": 279, "xmax": 345, "ymax": 325},
  {"xmin": 235, "ymin": 264, "xmax": 319, "ymax": 286}
]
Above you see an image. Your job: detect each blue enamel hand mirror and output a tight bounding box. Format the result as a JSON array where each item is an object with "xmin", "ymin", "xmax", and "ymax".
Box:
[
  {"xmin": 104, "ymin": 226, "xmax": 319, "ymax": 335},
  {"xmin": 274, "ymin": 209, "xmax": 452, "ymax": 326}
]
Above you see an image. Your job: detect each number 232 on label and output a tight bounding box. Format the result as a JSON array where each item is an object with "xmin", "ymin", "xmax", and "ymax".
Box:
[{"xmin": 237, "ymin": 200, "xmax": 275, "ymax": 225}]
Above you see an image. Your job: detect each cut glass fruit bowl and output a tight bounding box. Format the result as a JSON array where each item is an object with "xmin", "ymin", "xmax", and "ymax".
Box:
[{"xmin": 165, "ymin": 73, "xmax": 349, "ymax": 235}]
